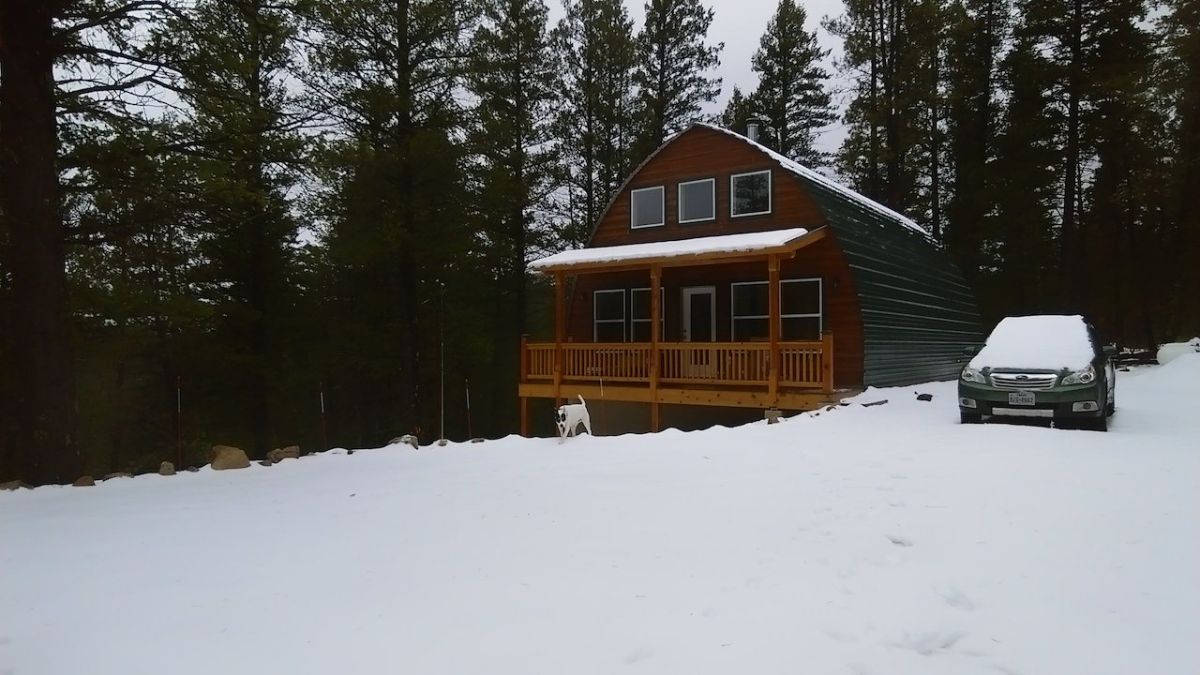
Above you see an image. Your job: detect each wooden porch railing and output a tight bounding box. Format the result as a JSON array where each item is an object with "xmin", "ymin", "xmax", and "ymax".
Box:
[{"xmin": 520, "ymin": 334, "xmax": 833, "ymax": 393}]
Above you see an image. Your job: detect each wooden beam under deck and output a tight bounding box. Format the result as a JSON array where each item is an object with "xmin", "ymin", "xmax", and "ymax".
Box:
[{"xmin": 518, "ymin": 382, "xmax": 850, "ymax": 412}]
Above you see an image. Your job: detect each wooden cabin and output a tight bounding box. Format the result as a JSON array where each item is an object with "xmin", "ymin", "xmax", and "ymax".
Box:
[{"xmin": 519, "ymin": 122, "xmax": 981, "ymax": 435}]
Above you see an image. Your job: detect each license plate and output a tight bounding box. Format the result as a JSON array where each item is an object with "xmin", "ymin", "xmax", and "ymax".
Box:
[{"xmin": 1008, "ymin": 391, "xmax": 1036, "ymax": 406}]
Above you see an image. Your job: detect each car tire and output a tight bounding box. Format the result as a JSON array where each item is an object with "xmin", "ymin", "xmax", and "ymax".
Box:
[
  {"xmin": 960, "ymin": 411, "xmax": 982, "ymax": 424},
  {"xmin": 1106, "ymin": 401, "xmax": 1115, "ymax": 417}
]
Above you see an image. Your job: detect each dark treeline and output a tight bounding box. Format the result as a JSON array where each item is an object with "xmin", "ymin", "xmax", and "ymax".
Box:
[{"xmin": 0, "ymin": 0, "xmax": 1196, "ymax": 484}]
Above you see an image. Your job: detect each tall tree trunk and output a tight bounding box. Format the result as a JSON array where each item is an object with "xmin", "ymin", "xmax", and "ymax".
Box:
[
  {"xmin": 930, "ymin": 25, "xmax": 941, "ymax": 242},
  {"xmin": 246, "ymin": 1, "xmax": 272, "ymax": 457},
  {"xmin": 0, "ymin": 0, "xmax": 81, "ymax": 484},
  {"xmin": 868, "ymin": 0, "xmax": 880, "ymax": 199},
  {"xmin": 392, "ymin": 0, "xmax": 422, "ymax": 436},
  {"xmin": 1061, "ymin": 0, "xmax": 1083, "ymax": 306}
]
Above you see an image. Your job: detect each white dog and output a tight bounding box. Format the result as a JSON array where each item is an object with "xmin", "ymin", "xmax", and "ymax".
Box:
[{"xmin": 555, "ymin": 395, "xmax": 592, "ymax": 440}]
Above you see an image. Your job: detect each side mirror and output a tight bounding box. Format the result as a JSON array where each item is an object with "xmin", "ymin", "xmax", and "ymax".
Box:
[{"xmin": 1102, "ymin": 344, "xmax": 1117, "ymax": 357}]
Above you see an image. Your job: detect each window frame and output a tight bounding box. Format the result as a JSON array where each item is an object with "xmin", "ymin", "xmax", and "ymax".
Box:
[
  {"xmin": 630, "ymin": 287, "xmax": 666, "ymax": 341},
  {"xmin": 729, "ymin": 278, "xmax": 823, "ymax": 341},
  {"xmin": 593, "ymin": 289, "xmax": 627, "ymax": 342},
  {"xmin": 630, "ymin": 186, "xmax": 666, "ymax": 229},
  {"xmin": 729, "ymin": 169, "xmax": 773, "ymax": 218},
  {"xmin": 677, "ymin": 177, "xmax": 716, "ymax": 224}
]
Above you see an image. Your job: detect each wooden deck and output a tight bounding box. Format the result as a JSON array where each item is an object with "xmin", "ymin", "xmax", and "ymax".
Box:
[{"xmin": 518, "ymin": 334, "xmax": 839, "ymax": 433}]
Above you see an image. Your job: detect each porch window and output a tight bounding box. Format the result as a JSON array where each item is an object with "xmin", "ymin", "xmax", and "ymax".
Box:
[
  {"xmin": 630, "ymin": 186, "xmax": 665, "ymax": 229},
  {"xmin": 678, "ymin": 178, "xmax": 715, "ymax": 223},
  {"xmin": 731, "ymin": 282, "xmax": 770, "ymax": 340},
  {"xmin": 730, "ymin": 170, "xmax": 771, "ymax": 217},
  {"xmin": 781, "ymin": 279, "xmax": 822, "ymax": 340},
  {"xmin": 593, "ymin": 289, "xmax": 626, "ymax": 342},
  {"xmin": 630, "ymin": 287, "xmax": 665, "ymax": 341},
  {"xmin": 730, "ymin": 278, "xmax": 822, "ymax": 340}
]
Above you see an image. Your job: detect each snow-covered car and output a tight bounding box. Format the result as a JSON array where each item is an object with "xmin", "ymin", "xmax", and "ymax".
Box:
[{"xmin": 958, "ymin": 315, "xmax": 1116, "ymax": 431}]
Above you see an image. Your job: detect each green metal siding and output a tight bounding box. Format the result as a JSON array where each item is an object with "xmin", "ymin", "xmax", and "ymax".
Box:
[{"xmin": 797, "ymin": 179, "xmax": 984, "ymax": 387}]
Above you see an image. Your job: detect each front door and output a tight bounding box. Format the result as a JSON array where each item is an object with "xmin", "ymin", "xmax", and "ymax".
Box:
[
  {"xmin": 682, "ymin": 286, "xmax": 716, "ymax": 342},
  {"xmin": 681, "ymin": 286, "xmax": 716, "ymax": 378}
]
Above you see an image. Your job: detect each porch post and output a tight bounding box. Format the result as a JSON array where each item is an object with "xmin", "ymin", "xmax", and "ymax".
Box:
[
  {"xmin": 768, "ymin": 254, "xmax": 780, "ymax": 405},
  {"xmin": 649, "ymin": 264, "xmax": 661, "ymax": 432},
  {"xmin": 554, "ymin": 271, "xmax": 565, "ymax": 406},
  {"xmin": 822, "ymin": 330, "xmax": 835, "ymax": 393}
]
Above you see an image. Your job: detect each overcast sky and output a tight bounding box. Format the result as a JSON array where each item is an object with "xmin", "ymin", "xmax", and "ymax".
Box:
[{"xmin": 548, "ymin": 0, "xmax": 853, "ymax": 153}]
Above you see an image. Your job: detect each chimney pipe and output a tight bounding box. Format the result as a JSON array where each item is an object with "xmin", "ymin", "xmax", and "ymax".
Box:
[{"xmin": 746, "ymin": 121, "xmax": 760, "ymax": 142}]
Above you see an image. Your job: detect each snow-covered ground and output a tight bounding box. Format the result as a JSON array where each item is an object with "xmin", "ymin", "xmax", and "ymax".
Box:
[{"xmin": 4, "ymin": 357, "xmax": 1199, "ymax": 675}]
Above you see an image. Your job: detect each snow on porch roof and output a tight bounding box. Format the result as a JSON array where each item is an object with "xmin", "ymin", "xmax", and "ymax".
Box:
[{"xmin": 528, "ymin": 227, "xmax": 813, "ymax": 273}]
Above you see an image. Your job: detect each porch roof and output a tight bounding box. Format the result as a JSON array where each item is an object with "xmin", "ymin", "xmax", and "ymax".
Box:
[{"xmin": 529, "ymin": 227, "xmax": 824, "ymax": 273}]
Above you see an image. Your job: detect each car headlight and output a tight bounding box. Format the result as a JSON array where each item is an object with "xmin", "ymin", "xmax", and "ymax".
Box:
[
  {"xmin": 961, "ymin": 367, "xmax": 986, "ymax": 383},
  {"xmin": 1062, "ymin": 364, "xmax": 1096, "ymax": 385}
]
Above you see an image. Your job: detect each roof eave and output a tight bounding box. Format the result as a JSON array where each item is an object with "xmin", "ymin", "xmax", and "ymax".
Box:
[{"xmin": 530, "ymin": 227, "xmax": 829, "ymax": 275}]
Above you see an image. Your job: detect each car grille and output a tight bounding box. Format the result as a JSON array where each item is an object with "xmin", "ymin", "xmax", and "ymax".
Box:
[{"xmin": 990, "ymin": 373, "xmax": 1059, "ymax": 390}]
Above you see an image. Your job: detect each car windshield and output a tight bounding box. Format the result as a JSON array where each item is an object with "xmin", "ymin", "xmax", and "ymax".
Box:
[{"xmin": 969, "ymin": 314, "xmax": 1096, "ymax": 371}]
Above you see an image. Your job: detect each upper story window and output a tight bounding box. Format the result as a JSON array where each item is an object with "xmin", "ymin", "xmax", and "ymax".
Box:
[
  {"xmin": 730, "ymin": 170, "xmax": 772, "ymax": 217},
  {"xmin": 630, "ymin": 186, "xmax": 665, "ymax": 229},
  {"xmin": 678, "ymin": 178, "xmax": 715, "ymax": 223}
]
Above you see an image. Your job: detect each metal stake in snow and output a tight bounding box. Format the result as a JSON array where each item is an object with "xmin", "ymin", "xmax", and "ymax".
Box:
[
  {"xmin": 176, "ymin": 375, "xmax": 182, "ymax": 468},
  {"xmin": 320, "ymin": 380, "xmax": 328, "ymax": 452},
  {"xmin": 465, "ymin": 379, "xmax": 472, "ymax": 439},
  {"xmin": 439, "ymin": 282, "xmax": 445, "ymax": 445}
]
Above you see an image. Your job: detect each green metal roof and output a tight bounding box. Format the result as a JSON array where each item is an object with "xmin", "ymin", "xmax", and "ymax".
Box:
[{"xmin": 798, "ymin": 178, "xmax": 984, "ymax": 386}]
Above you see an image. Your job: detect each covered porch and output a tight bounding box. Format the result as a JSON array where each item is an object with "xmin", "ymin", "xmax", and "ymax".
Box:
[{"xmin": 519, "ymin": 228, "xmax": 843, "ymax": 435}]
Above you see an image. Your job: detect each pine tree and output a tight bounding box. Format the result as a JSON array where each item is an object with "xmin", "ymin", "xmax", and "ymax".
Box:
[
  {"xmin": 1, "ymin": 0, "xmax": 168, "ymax": 482},
  {"xmin": 152, "ymin": 0, "xmax": 306, "ymax": 457},
  {"xmin": 304, "ymin": 0, "xmax": 478, "ymax": 442},
  {"xmin": 466, "ymin": 0, "xmax": 558, "ymax": 431},
  {"xmin": 63, "ymin": 121, "xmax": 210, "ymax": 473},
  {"xmin": 991, "ymin": 25, "xmax": 1061, "ymax": 318},
  {"xmin": 825, "ymin": 0, "xmax": 942, "ymax": 221},
  {"xmin": 553, "ymin": 0, "xmax": 637, "ymax": 244},
  {"xmin": 1079, "ymin": 0, "xmax": 1163, "ymax": 343},
  {"xmin": 631, "ymin": 0, "xmax": 723, "ymax": 160},
  {"xmin": 942, "ymin": 0, "xmax": 1008, "ymax": 301},
  {"xmin": 1157, "ymin": 0, "xmax": 1200, "ymax": 337},
  {"xmin": 0, "ymin": 1, "xmax": 80, "ymax": 483},
  {"xmin": 751, "ymin": 0, "xmax": 835, "ymax": 165},
  {"xmin": 719, "ymin": 86, "xmax": 756, "ymax": 131}
]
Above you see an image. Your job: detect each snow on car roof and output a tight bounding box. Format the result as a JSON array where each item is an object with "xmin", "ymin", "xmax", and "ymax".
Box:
[
  {"xmin": 528, "ymin": 228, "xmax": 810, "ymax": 271},
  {"xmin": 969, "ymin": 314, "xmax": 1096, "ymax": 371}
]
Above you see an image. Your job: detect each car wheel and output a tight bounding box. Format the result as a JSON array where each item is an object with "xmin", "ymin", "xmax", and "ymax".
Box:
[
  {"xmin": 960, "ymin": 411, "xmax": 982, "ymax": 424},
  {"xmin": 1106, "ymin": 401, "xmax": 1115, "ymax": 416}
]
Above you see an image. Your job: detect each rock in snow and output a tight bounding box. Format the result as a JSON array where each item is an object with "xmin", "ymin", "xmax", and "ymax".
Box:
[
  {"xmin": 158, "ymin": 462, "xmax": 175, "ymax": 476},
  {"xmin": 266, "ymin": 445, "xmax": 300, "ymax": 463},
  {"xmin": 209, "ymin": 445, "xmax": 250, "ymax": 471}
]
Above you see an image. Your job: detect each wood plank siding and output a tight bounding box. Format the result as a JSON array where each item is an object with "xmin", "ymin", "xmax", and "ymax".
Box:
[{"xmin": 592, "ymin": 125, "xmax": 828, "ymax": 246}]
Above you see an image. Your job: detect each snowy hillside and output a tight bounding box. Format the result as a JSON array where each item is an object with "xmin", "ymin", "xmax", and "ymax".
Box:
[{"xmin": 3, "ymin": 357, "xmax": 1199, "ymax": 675}]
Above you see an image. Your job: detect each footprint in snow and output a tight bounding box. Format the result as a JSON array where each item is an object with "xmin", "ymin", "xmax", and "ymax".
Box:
[
  {"xmin": 886, "ymin": 534, "xmax": 913, "ymax": 547},
  {"xmin": 938, "ymin": 586, "xmax": 977, "ymax": 611},
  {"xmin": 624, "ymin": 646, "xmax": 653, "ymax": 665},
  {"xmin": 896, "ymin": 630, "xmax": 967, "ymax": 656}
]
